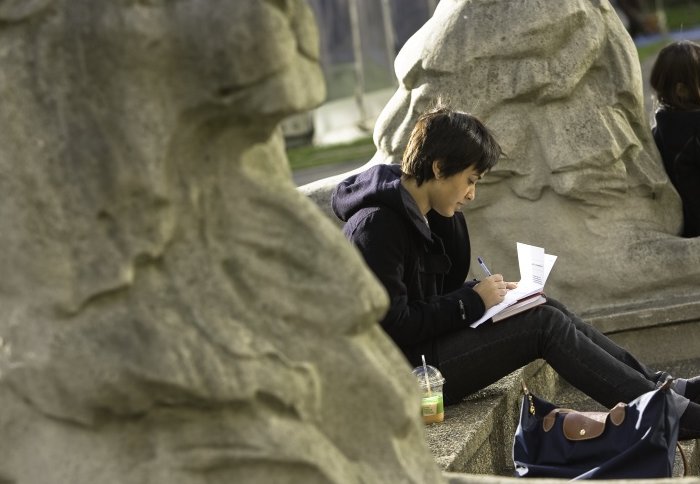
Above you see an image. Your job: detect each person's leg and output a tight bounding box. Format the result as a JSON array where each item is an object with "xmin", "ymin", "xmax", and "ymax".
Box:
[
  {"xmin": 674, "ymin": 376, "xmax": 700, "ymax": 404},
  {"xmin": 545, "ymin": 298, "xmax": 700, "ymax": 403},
  {"xmin": 543, "ymin": 298, "xmax": 667, "ymax": 383},
  {"xmin": 679, "ymin": 400, "xmax": 700, "ymax": 440},
  {"xmin": 436, "ymin": 304, "xmax": 655, "ymax": 408},
  {"xmin": 436, "ymin": 303, "xmax": 700, "ymax": 439}
]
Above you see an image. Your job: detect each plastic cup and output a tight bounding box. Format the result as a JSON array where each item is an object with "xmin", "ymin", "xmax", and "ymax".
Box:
[{"xmin": 412, "ymin": 364, "xmax": 445, "ymax": 424}]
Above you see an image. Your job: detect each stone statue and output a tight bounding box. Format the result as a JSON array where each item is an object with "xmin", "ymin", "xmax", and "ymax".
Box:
[
  {"xmin": 303, "ymin": 0, "xmax": 700, "ymax": 315},
  {"xmin": 0, "ymin": 1, "xmax": 443, "ymax": 482}
]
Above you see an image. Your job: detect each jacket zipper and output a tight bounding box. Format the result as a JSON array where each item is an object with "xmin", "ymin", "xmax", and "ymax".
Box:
[{"xmin": 459, "ymin": 300, "xmax": 466, "ymax": 320}]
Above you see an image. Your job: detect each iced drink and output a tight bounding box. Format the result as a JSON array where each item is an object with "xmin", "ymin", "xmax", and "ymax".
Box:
[{"xmin": 412, "ymin": 364, "xmax": 445, "ymax": 424}]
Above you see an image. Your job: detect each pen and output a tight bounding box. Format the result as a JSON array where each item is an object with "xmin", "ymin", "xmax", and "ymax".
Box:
[{"xmin": 477, "ymin": 256, "xmax": 492, "ymax": 277}]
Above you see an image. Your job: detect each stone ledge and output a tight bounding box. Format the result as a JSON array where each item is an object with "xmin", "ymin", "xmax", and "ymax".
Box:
[{"xmin": 584, "ymin": 295, "xmax": 700, "ymax": 334}]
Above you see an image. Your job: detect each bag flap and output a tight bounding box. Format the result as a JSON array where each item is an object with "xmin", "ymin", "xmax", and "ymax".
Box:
[{"xmin": 543, "ymin": 403, "xmax": 626, "ymax": 441}]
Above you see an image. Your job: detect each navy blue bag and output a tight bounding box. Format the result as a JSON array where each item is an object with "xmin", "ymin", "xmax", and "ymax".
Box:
[{"xmin": 513, "ymin": 382, "xmax": 683, "ymax": 479}]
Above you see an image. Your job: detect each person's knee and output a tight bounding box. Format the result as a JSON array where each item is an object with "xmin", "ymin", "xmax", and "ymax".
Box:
[
  {"xmin": 542, "ymin": 297, "xmax": 569, "ymax": 314},
  {"xmin": 525, "ymin": 305, "xmax": 572, "ymax": 336}
]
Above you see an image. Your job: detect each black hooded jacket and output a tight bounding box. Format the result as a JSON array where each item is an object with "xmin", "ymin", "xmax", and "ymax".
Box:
[
  {"xmin": 653, "ymin": 108, "xmax": 700, "ymax": 237},
  {"xmin": 653, "ymin": 108, "xmax": 700, "ymax": 184},
  {"xmin": 331, "ymin": 164, "xmax": 486, "ymax": 366}
]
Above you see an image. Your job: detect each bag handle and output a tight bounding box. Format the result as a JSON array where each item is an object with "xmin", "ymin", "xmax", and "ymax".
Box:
[
  {"xmin": 677, "ymin": 443, "xmax": 688, "ymax": 477},
  {"xmin": 660, "ymin": 379, "xmax": 688, "ymax": 477}
]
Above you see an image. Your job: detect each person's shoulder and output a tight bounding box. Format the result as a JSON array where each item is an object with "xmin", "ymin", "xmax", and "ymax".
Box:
[
  {"xmin": 349, "ymin": 204, "xmax": 405, "ymax": 229},
  {"xmin": 656, "ymin": 107, "xmax": 700, "ymax": 125},
  {"xmin": 343, "ymin": 205, "xmax": 408, "ymax": 240},
  {"xmin": 654, "ymin": 109, "xmax": 700, "ymax": 150}
]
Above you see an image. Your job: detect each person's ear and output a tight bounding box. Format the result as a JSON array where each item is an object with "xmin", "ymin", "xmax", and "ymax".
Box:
[{"xmin": 432, "ymin": 159, "xmax": 443, "ymax": 180}]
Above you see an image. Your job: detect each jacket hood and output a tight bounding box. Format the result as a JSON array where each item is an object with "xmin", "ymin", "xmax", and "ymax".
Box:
[{"xmin": 331, "ymin": 164, "xmax": 431, "ymax": 240}]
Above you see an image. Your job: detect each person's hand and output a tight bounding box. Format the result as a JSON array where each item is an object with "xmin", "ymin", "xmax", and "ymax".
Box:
[{"xmin": 473, "ymin": 274, "xmax": 509, "ymax": 309}]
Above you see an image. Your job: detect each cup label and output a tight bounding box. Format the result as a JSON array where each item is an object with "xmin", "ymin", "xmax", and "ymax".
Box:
[{"xmin": 421, "ymin": 395, "xmax": 443, "ymax": 416}]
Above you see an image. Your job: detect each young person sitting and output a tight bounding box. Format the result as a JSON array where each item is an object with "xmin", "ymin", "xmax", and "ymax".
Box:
[{"xmin": 331, "ymin": 105, "xmax": 700, "ymax": 440}]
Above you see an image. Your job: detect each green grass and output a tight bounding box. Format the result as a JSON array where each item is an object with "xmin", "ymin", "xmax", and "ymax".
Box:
[
  {"xmin": 664, "ymin": 1, "xmax": 700, "ymax": 31},
  {"xmin": 286, "ymin": 136, "xmax": 375, "ymax": 171}
]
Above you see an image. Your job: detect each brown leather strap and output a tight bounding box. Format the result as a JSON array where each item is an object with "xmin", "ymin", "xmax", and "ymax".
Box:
[{"xmin": 542, "ymin": 404, "xmax": 627, "ymax": 441}]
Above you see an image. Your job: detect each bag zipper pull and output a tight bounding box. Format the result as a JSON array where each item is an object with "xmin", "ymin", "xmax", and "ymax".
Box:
[{"xmin": 522, "ymin": 381, "xmax": 535, "ymax": 415}]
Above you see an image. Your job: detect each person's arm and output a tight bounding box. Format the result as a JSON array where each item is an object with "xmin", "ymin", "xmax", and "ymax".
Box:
[
  {"xmin": 345, "ymin": 209, "xmax": 485, "ymax": 348},
  {"xmin": 428, "ymin": 209, "xmax": 514, "ymax": 309}
]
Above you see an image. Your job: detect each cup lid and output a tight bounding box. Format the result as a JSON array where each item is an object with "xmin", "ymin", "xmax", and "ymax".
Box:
[{"xmin": 412, "ymin": 364, "xmax": 445, "ymax": 389}]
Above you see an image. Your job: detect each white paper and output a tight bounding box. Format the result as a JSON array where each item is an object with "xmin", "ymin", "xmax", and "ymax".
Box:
[{"xmin": 470, "ymin": 243, "xmax": 557, "ymax": 328}]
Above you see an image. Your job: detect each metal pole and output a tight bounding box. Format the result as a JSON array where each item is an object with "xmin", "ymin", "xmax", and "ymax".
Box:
[
  {"xmin": 348, "ymin": 0, "xmax": 368, "ymax": 128},
  {"xmin": 380, "ymin": 0, "xmax": 398, "ymax": 85}
]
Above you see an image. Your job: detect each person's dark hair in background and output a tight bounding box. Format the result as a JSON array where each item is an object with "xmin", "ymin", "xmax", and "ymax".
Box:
[{"xmin": 651, "ymin": 40, "xmax": 700, "ymax": 111}]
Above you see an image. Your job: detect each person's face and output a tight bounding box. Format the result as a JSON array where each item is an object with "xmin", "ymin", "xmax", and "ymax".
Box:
[{"xmin": 427, "ymin": 162, "xmax": 481, "ymax": 217}]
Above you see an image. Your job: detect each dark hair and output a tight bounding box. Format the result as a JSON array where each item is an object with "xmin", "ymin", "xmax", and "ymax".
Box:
[
  {"xmin": 401, "ymin": 106, "xmax": 502, "ymax": 186},
  {"xmin": 650, "ymin": 40, "xmax": 700, "ymax": 111}
]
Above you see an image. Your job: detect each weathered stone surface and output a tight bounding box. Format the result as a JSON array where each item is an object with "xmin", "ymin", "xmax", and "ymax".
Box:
[
  {"xmin": 0, "ymin": 1, "xmax": 444, "ymax": 482},
  {"xmin": 302, "ymin": 0, "xmax": 700, "ymax": 316}
]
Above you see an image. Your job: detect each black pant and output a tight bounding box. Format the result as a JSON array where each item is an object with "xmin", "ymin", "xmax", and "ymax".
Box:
[{"xmin": 437, "ymin": 298, "xmax": 665, "ymax": 407}]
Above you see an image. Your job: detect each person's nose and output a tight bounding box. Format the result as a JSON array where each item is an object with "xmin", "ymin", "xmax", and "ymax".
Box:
[{"xmin": 465, "ymin": 186, "xmax": 476, "ymax": 201}]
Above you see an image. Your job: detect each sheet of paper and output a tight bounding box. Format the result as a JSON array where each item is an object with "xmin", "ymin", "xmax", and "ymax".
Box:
[
  {"xmin": 517, "ymin": 242, "xmax": 557, "ymax": 289},
  {"xmin": 470, "ymin": 243, "xmax": 557, "ymax": 328}
]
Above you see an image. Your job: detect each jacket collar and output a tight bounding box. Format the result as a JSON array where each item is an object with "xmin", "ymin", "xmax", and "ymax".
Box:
[{"xmin": 399, "ymin": 182, "xmax": 433, "ymax": 243}]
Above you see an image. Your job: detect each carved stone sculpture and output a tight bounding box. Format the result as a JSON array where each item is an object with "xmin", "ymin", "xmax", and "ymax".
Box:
[
  {"xmin": 303, "ymin": 0, "xmax": 700, "ymax": 315},
  {"xmin": 0, "ymin": 1, "xmax": 443, "ymax": 482}
]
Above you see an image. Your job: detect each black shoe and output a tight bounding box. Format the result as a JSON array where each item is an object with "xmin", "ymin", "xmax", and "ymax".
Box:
[{"xmin": 685, "ymin": 376, "xmax": 700, "ymax": 404}]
